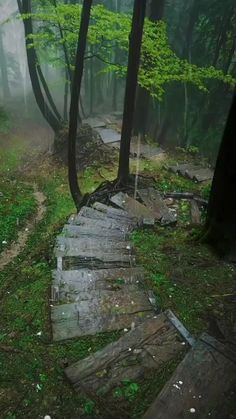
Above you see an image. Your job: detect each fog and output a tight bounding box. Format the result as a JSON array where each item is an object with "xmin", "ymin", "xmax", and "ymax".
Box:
[{"xmin": 0, "ymin": 0, "xmax": 235, "ymax": 160}]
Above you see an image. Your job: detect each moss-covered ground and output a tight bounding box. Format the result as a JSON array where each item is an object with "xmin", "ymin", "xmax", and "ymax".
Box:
[{"xmin": 0, "ymin": 139, "xmax": 235, "ymax": 419}]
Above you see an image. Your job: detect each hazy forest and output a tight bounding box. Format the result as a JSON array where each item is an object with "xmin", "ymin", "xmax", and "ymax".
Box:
[{"xmin": 0, "ymin": 0, "xmax": 236, "ymax": 418}]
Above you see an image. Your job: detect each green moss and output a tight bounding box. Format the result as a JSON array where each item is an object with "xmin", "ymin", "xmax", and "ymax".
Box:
[{"xmin": 131, "ymin": 228, "xmax": 236, "ymax": 334}]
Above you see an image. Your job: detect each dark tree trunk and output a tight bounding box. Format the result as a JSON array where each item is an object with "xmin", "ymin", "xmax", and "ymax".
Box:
[
  {"xmin": 0, "ymin": 30, "xmax": 11, "ymax": 98},
  {"xmin": 68, "ymin": 0, "xmax": 92, "ymax": 210},
  {"xmin": 63, "ymin": 69, "xmax": 69, "ymax": 121},
  {"xmin": 203, "ymin": 90, "xmax": 236, "ymax": 260},
  {"xmin": 18, "ymin": 0, "xmax": 62, "ymax": 133},
  {"xmin": 89, "ymin": 45, "xmax": 94, "ymax": 115},
  {"xmin": 112, "ymin": 0, "xmax": 121, "ymax": 112},
  {"xmin": 133, "ymin": 0, "xmax": 165, "ymax": 137},
  {"xmin": 117, "ymin": 0, "xmax": 147, "ymax": 183}
]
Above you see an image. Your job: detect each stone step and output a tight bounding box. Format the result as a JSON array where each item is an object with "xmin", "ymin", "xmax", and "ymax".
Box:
[
  {"xmin": 54, "ymin": 236, "xmax": 134, "ymax": 257},
  {"xmin": 143, "ymin": 333, "xmax": 236, "ymax": 419},
  {"xmin": 64, "ymin": 311, "xmax": 188, "ymax": 393},
  {"xmin": 110, "ymin": 192, "xmax": 156, "ymax": 223},
  {"xmin": 138, "ymin": 187, "xmax": 177, "ymax": 225},
  {"xmin": 51, "ymin": 288, "xmax": 154, "ymax": 341},
  {"xmin": 62, "ymin": 224, "xmax": 127, "ymax": 239},
  {"xmin": 78, "ymin": 206, "xmax": 135, "ymax": 225},
  {"xmin": 52, "ymin": 267, "xmax": 145, "ymax": 301},
  {"xmin": 54, "ymin": 237, "xmax": 134, "ymax": 257},
  {"xmin": 68, "ymin": 214, "xmax": 131, "ymax": 233},
  {"xmin": 92, "ymin": 201, "xmax": 137, "ymax": 221}
]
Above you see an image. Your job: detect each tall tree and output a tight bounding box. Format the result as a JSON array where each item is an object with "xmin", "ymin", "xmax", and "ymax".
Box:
[
  {"xmin": 0, "ymin": 29, "xmax": 11, "ymax": 98},
  {"xmin": 68, "ymin": 0, "xmax": 93, "ymax": 210},
  {"xmin": 18, "ymin": 0, "xmax": 62, "ymax": 133},
  {"xmin": 203, "ymin": 90, "xmax": 236, "ymax": 260},
  {"xmin": 117, "ymin": 0, "xmax": 147, "ymax": 183},
  {"xmin": 133, "ymin": 0, "xmax": 165, "ymax": 137}
]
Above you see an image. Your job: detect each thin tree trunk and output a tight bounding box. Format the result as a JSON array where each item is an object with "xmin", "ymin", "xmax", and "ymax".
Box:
[
  {"xmin": 68, "ymin": 0, "xmax": 93, "ymax": 210},
  {"xmin": 133, "ymin": 0, "xmax": 165, "ymax": 137},
  {"xmin": 117, "ymin": 0, "xmax": 147, "ymax": 183},
  {"xmin": 63, "ymin": 69, "xmax": 69, "ymax": 121},
  {"xmin": 18, "ymin": 0, "xmax": 61, "ymax": 133},
  {"xmin": 0, "ymin": 30, "xmax": 11, "ymax": 98}
]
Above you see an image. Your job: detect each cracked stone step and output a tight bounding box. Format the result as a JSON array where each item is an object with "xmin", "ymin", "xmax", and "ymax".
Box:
[
  {"xmin": 54, "ymin": 237, "xmax": 134, "ymax": 257},
  {"xmin": 68, "ymin": 214, "xmax": 132, "ymax": 233},
  {"xmin": 92, "ymin": 202, "xmax": 137, "ymax": 222},
  {"xmin": 138, "ymin": 188, "xmax": 177, "ymax": 225},
  {"xmin": 52, "ymin": 267, "xmax": 145, "ymax": 301},
  {"xmin": 78, "ymin": 206, "xmax": 136, "ymax": 226},
  {"xmin": 62, "ymin": 224, "xmax": 127, "ymax": 239},
  {"xmin": 143, "ymin": 333, "xmax": 236, "ymax": 419},
  {"xmin": 51, "ymin": 288, "xmax": 154, "ymax": 341},
  {"xmin": 64, "ymin": 311, "xmax": 188, "ymax": 393},
  {"xmin": 110, "ymin": 192, "xmax": 156, "ymax": 223}
]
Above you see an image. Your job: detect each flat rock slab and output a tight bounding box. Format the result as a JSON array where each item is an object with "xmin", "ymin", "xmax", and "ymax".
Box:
[
  {"xmin": 62, "ymin": 224, "xmax": 127, "ymax": 239},
  {"xmin": 52, "ymin": 267, "xmax": 145, "ymax": 301},
  {"xmin": 130, "ymin": 142, "xmax": 164, "ymax": 160},
  {"xmin": 78, "ymin": 206, "xmax": 136, "ymax": 226},
  {"xmin": 65, "ymin": 311, "xmax": 187, "ymax": 393},
  {"xmin": 97, "ymin": 128, "xmax": 121, "ymax": 144},
  {"xmin": 110, "ymin": 192, "xmax": 156, "ymax": 223},
  {"xmin": 92, "ymin": 202, "xmax": 137, "ymax": 222},
  {"xmin": 138, "ymin": 188, "xmax": 177, "ymax": 225},
  {"xmin": 68, "ymin": 215, "xmax": 131, "ymax": 233},
  {"xmin": 168, "ymin": 164, "xmax": 213, "ymax": 182},
  {"xmin": 54, "ymin": 237, "xmax": 134, "ymax": 257},
  {"xmin": 82, "ymin": 117, "xmax": 106, "ymax": 128},
  {"xmin": 186, "ymin": 168, "xmax": 213, "ymax": 182},
  {"xmin": 51, "ymin": 289, "xmax": 154, "ymax": 341},
  {"xmin": 143, "ymin": 333, "xmax": 236, "ymax": 419}
]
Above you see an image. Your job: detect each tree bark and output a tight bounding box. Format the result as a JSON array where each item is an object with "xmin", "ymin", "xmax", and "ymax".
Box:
[
  {"xmin": 0, "ymin": 29, "xmax": 11, "ymax": 98},
  {"xmin": 203, "ymin": 90, "xmax": 236, "ymax": 260},
  {"xmin": 133, "ymin": 0, "xmax": 165, "ymax": 137},
  {"xmin": 117, "ymin": 0, "xmax": 147, "ymax": 183},
  {"xmin": 68, "ymin": 0, "xmax": 93, "ymax": 210},
  {"xmin": 18, "ymin": 0, "xmax": 62, "ymax": 133}
]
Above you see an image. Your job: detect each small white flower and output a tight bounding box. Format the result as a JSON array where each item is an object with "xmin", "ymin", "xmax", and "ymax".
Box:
[
  {"xmin": 123, "ymin": 328, "xmax": 128, "ymax": 332},
  {"xmin": 178, "ymin": 381, "xmax": 183, "ymax": 385},
  {"xmin": 36, "ymin": 331, "xmax": 42, "ymax": 336},
  {"xmin": 181, "ymin": 342, "xmax": 186, "ymax": 345},
  {"xmin": 173, "ymin": 384, "xmax": 180, "ymax": 390},
  {"xmin": 128, "ymin": 347, "xmax": 132, "ymax": 351},
  {"xmin": 44, "ymin": 415, "xmax": 51, "ymax": 419},
  {"xmin": 2, "ymin": 240, "xmax": 7, "ymax": 244},
  {"xmin": 115, "ymin": 304, "xmax": 119, "ymax": 307},
  {"xmin": 190, "ymin": 408, "xmax": 196, "ymax": 413}
]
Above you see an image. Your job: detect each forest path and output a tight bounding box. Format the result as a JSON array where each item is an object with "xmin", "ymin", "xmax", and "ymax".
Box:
[
  {"xmin": 52, "ymin": 188, "xmax": 236, "ymax": 418},
  {"xmin": 0, "ymin": 183, "xmax": 46, "ymax": 271}
]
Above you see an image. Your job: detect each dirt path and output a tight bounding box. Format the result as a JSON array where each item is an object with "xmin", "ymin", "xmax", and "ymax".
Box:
[{"xmin": 0, "ymin": 184, "xmax": 47, "ymax": 271}]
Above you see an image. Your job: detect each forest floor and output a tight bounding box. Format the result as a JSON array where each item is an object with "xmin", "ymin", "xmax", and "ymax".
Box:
[{"xmin": 0, "ymin": 128, "xmax": 235, "ymax": 419}]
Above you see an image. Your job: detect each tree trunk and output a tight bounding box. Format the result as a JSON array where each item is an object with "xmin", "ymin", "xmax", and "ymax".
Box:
[
  {"xmin": 18, "ymin": 0, "xmax": 62, "ymax": 133},
  {"xmin": 68, "ymin": 0, "xmax": 93, "ymax": 210},
  {"xmin": 133, "ymin": 0, "xmax": 165, "ymax": 137},
  {"xmin": 203, "ymin": 90, "xmax": 236, "ymax": 260},
  {"xmin": 117, "ymin": 0, "xmax": 147, "ymax": 183},
  {"xmin": 0, "ymin": 30, "xmax": 11, "ymax": 99}
]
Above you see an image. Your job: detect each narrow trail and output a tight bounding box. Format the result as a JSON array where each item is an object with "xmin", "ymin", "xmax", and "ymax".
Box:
[{"xmin": 0, "ymin": 183, "xmax": 47, "ymax": 271}]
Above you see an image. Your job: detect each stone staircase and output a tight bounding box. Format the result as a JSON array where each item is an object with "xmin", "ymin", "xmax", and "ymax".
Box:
[{"xmin": 51, "ymin": 190, "xmax": 236, "ymax": 418}]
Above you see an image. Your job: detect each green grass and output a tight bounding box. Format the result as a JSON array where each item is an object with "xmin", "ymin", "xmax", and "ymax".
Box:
[
  {"xmin": 0, "ymin": 142, "xmax": 233, "ymax": 418},
  {"xmin": 0, "ymin": 180, "xmax": 37, "ymax": 253},
  {"xmin": 0, "ymin": 143, "xmax": 38, "ymax": 254},
  {"xmin": 131, "ymin": 228, "xmax": 236, "ymax": 334}
]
